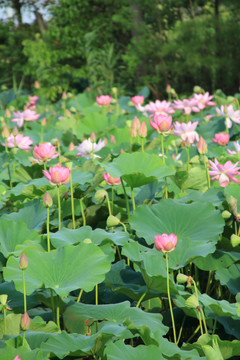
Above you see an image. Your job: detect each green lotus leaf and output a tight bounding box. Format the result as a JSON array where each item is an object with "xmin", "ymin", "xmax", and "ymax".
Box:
[
  {"xmin": 215, "ymin": 264, "xmax": 240, "ymax": 295},
  {"xmin": 0, "ymin": 220, "xmax": 41, "ymax": 258},
  {"xmin": 3, "ymin": 243, "xmax": 111, "ymax": 297},
  {"xmin": 193, "ymin": 250, "xmax": 240, "ymax": 271},
  {"xmin": 0, "ymin": 341, "xmax": 44, "ymax": 360},
  {"xmin": 129, "ymin": 199, "xmax": 224, "ymax": 268},
  {"xmin": 102, "ymin": 152, "xmax": 175, "ymax": 188},
  {"xmin": 224, "ymin": 183, "xmax": 240, "ymax": 214},
  {"xmin": 0, "ymin": 313, "xmax": 22, "ymax": 338},
  {"xmin": 76, "ymin": 112, "xmax": 109, "ymax": 135},
  {"xmin": 105, "ymin": 341, "xmax": 165, "ymax": 360}
]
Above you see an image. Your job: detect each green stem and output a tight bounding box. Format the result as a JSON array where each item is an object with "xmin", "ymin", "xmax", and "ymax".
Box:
[
  {"xmin": 186, "ymin": 146, "xmax": 190, "ymax": 172},
  {"xmin": 205, "ymin": 271, "xmax": 212, "ymax": 294},
  {"xmin": 186, "ymin": 325, "xmax": 200, "ymax": 343},
  {"xmin": 200, "ymin": 307, "xmax": 208, "ymax": 334},
  {"xmin": 212, "ymin": 316, "xmax": 218, "ymax": 335},
  {"xmin": 22, "ymin": 330, "xmax": 26, "ymax": 346},
  {"xmin": 50, "ymin": 289, "xmax": 55, "ymax": 322},
  {"xmin": 131, "ymin": 188, "xmax": 136, "ymax": 211},
  {"xmin": 3, "ymin": 307, "xmax": 7, "ymax": 335},
  {"xmin": 136, "ymin": 289, "xmax": 148, "ymax": 308},
  {"xmin": 12, "ymin": 161, "xmax": 16, "ymax": 178},
  {"xmin": 121, "ymin": 178, "xmax": 130, "ymax": 219},
  {"xmin": 40, "ymin": 124, "xmax": 44, "ymax": 143},
  {"xmin": 77, "ymin": 289, "xmax": 83, "ymax": 303},
  {"xmin": 22, "ymin": 270, "xmax": 27, "ymax": 313},
  {"xmin": 177, "ymin": 316, "xmax": 186, "ymax": 345},
  {"xmin": 203, "ymin": 156, "xmax": 210, "ymax": 189},
  {"xmin": 80, "ymin": 198, "xmax": 86, "ymax": 226},
  {"xmin": 166, "ymin": 253, "xmax": 177, "ymax": 344},
  {"xmin": 141, "ymin": 138, "xmax": 144, "ymax": 152},
  {"xmin": 70, "ymin": 173, "xmax": 75, "ymax": 229},
  {"xmin": 95, "ymin": 284, "xmax": 98, "ymax": 305},
  {"xmin": 160, "ymin": 133, "xmax": 165, "ymax": 165},
  {"xmin": 8, "ymin": 164, "xmax": 12, "ymax": 189},
  {"xmin": 44, "ymin": 162, "xmax": 47, "ymax": 171},
  {"xmin": 57, "ymin": 186, "xmax": 61, "ymax": 230},
  {"xmin": 47, "ymin": 207, "xmax": 50, "ymax": 252},
  {"xmin": 111, "ymin": 186, "xmax": 114, "ymax": 214},
  {"xmin": 197, "ymin": 307, "xmax": 204, "ymax": 335},
  {"xmin": 164, "ymin": 183, "xmax": 168, "ymax": 199},
  {"xmin": 119, "ymin": 221, "xmax": 127, "ymax": 232},
  {"xmin": 106, "ymin": 193, "xmax": 112, "ymax": 216},
  {"xmin": 4, "ymin": 143, "xmax": 8, "ymax": 154},
  {"xmin": 116, "ymin": 245, "xmax": 122, "ymax": 260},
  {"xmin": 56, "ymin": 298, "xmax": 60, "ymax": 329}
]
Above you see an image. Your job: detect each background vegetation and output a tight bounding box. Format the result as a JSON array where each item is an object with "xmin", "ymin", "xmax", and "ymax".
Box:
[{"xmin": 0, "ymin": 0, "xmax": 240, "ymax": 100}]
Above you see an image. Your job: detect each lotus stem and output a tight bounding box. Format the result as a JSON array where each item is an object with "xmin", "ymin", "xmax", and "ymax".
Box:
[
  {"xmin": 160, "ymin": 133, "xmax": 165, "ymax": 165},
  {"xmin": 40, "ymin": 124, "xmax": 44, "ymax": 143},
  {"xmin": 50, "ymin": 289, "xmax": 55, "ymax": 322},
  {"xmin": 192, "ymin": 279, "xmax": 204, "ymax": 335},
  {"xmin": 186, "ymin": 325, "xmax": 200, "ymax": 343},
  {"xmin": 77, "ymin": 289, "xmax": 83, "ymax": 303},
  {"xmin": 56, "ymin": 298, "xmax": 60, "ymax": 328},
  {"xmin": 70, "ymin": 173, "xmax": 75, "ymax": 229},
  {"xmin": 95, "ymin": 284, "xmax": 98, "ymax": 305},
  {"xmin": 165, "ymin": 253, "xmax": 177, "ymax": 344},
  {"xmin": 106, "ymin": 192, "xmax": 112, "ymax": 216},
  {"xmin": 111, "ymin": 186, "xmax": 114, "ymax": 214},
  {"xmin": 47, "ymin": 207, "xmax": 50, "ymax": 252},
  {"xmin": 22, "ymin": 270, "xmax": 27, "ymax": 313},
  {"xmin": 177, "ymin": 315, "xmax": 186, "ymax": 345},
  {"xmin": 3, "ymin": 307, "xmax": 7, "ymax": 335},
  {"xmin": 121, "ymin": 178, "xmax": 130, "ymax": 219},
  {"xmin": 80, "ymin": 198, "xmax": 86, "ymax": 226},
  {"xmin": 44, "ymin": 162, "xmax": 47, "ymax": 171},
  {"xmin": 119, "ymin": 221, "xmax": 129, "ymax": 265},
  {"xmin": 141, "ymin": 138, "xmax": 144, "ymax": 152},
  {"xmin": 200, "ymin": 307, "xmax": 208, "ymax": 334},
  {"xmin": 212, "ymin": 315, "xmax": 218, "ymax": 335},
  {"xmin": 186, "ymin": 146, "xmax": 190, "ymax": 172},
  {"xmin": 131, "ymin": 187, "xmax": 136, "ymax": 211},
  {"xmin": 57, "ymin": 185, "xmax": 61, "ymax": 230},
  {"xmin": 57, "ymin": 142, "xmax": 62, "ymax": 166},
  {"xmin": 22, "ymin": 330, "xmax": 26, "ymax": 346},
  {"xmin": 136, "ymin": 289, "xmax": 148, "ymax": 308},
  {"xmin": 203, "ymin": 156, "xmax": 210, "ymax": 189},
  {"xmin": 7, "ymin": 164, "xmax": 12, "ymax": 189},
  {"xmin": 205, "ymin": 271, "xmax": 212, "ymax": 294}
]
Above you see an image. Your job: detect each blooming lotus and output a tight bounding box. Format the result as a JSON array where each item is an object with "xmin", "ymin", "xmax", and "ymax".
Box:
[
  {"xmin": 138, "ymin": 99, "xmax": 175, "ymax": 116},
  {"xmin": 216, "ymin": 104, "xmax": 240, "ymax": 127},
  {"xmin": 14, "ymin": 356, "xmax": 21, "ymax": 360},
  {"xmin": 96, "ymin": 95, "xmax": 112, "ymax": 106},
  {"xmin": 33, "ymin": 143, "xmax": 58, "ymax": 163},
  {"xmin": 12, "ymin": 109, "xmax": 40, "ymax": 128},
  {"xmin": 208, "ymin": 159, "xmax": 240, "ymax": 187},
  {"xmin": 173, "ymin": 121, "xmax": 199, "ymax": 145},
  {"xmin": 212, "ymin": 133, "xmax": 229, "ymax": 146},
  {"xmin": 192, "ymin": 92, "xmax": 215, "ymax": 110},
  {"xmin": 154, "ymin": 233, "xmax": 177, "ymax": 253},
  {"xmin": 43, "ymin": 166, "xmax": 71, "ymax": 186},
  {"xmin": 227, "ymin": 141, "xmax": 240, "ymax": 155},
  {"xmin": 131, "ymin": 95, "xmax": 144, "ymax": 106},
  {"xmin": 75, "ymin": 137, "xmax": 106, "ymax": 159},
  {"xmin": 103, "ymin": 173, "xmax": 121, "ymax": 186},
  {"xmin": 149, "ymin": 114, "xmax": 172, "ymax": 133},
  {"xmin": 26, "ymin": 95, "xmax": 39, "ymax": 109},
  {"xmin": 2, "ymin": 133, "xmax": 33, "ymax": 150},
  {"xmin": 173, "ymin": 99, "xmax": 200, "ymax": 115}
]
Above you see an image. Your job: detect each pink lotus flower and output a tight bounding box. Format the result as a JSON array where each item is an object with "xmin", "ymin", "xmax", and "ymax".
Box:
[
  {"xmin": 212, "ymin": 133, "xmax": 230, "ymax": 146},
  {"xmin": 216, "ymin": 104, "xmax": 240, "ymax": 128},
  {"xmin": 103, "ymin": 173, "xmax": 121, "ymax": 186},
  {"xmin": 197, "ymin": 136, "xmax": 208, "ymax": 155},
  {"xmin": 43, "ymin": 165, "xmax": 71, "ymax": 186},
  {"xmin": 227, "ymin": 141, "xmax": 240, "ymax": 155},
  {"xmin": 149, "ymin": 114, "xmax": 172, "ymax": 133},
  {"xmin": 110, "ymin": 134, "xmax": 116, "ymax": 144},
  {"xmin": 173, "ymin": 121, "xmax": 199, "ymax": 145},
  {"xmin": 26, "ymin": 95, "xmax": 39, "ymax": 109},
  {"xmin": 173, "ymin": 99, "xmax": 200, "ymax": 115},
  {"xmin": 131, "ymin": 95, "xmax": 144, "ymax": 106},
  {"xmin": 14, "ymin": 356, "xmax": 21, "ymax": 360},
  {"xmin": 139, "ymin": 121, "xmax": 147, "ymax": 138},
  {"xmin": 96, "ymin": 95, "xmax": 112, "ymax": 106},
  {"xmin": 2, "ymin": 133, "xmax": 33, "ymax": 150},
  {"xmin": 138, "ymin": 100, "xmax": 175, "ymax": 116},
  {"xmin": 33, "ymin": 143, "xmax": 58, "ymax": 163},
  {"xmin": 208, "ymin": 159, "xmax": 240, "ymax": 187},
  {"xmin": 154, "ymin": 233, "xmax": 177, "ymax": 253},
  {"xmin": 12, "ymin": 110, "xmax": 40, "ymax": 128},
  {"xmin": 192, "ymin": 92, "xmax": 215, "ymax": 110},
  {"xmin": 75, "ymin": 137, "xmax": 106, "ymax": 159},
  {"xmin": 132, "ymin": 116, "xmax": 140, "ymax": 130}
]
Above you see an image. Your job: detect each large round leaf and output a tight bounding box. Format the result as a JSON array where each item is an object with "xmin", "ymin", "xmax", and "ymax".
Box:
[
  {"xmin": 3, "ymin": 243, "xmax": 111, "ymax": 297},
  {"xmin": 129, "ymin": 199, "xmax": 224, "ymax": 268},
  {"xmin": 102, "ymin": 152, "xmax": 175, "ymax": 188}
]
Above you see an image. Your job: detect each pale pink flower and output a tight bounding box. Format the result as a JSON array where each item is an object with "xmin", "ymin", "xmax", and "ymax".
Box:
[
  {"xmin": 11, "ymin": 111, "xmax": 25, "ymax": 128},
  {"xmin": 96, "ymin": 95, "xmax": 112, "ymax": 106},
  {"xmin": 138, "ymin": 121, "xmax": 147, "ymax": 138},
  {"xmin": 11, "ymin": 109, "xmax": 40, "ymax": 128},
  {"xmin": 173, "ymin": 121, "xmax": 199, "ymax": 145},
  {"xmin": 103, "ymin": 173, "xmax": 121, "ymax": 186},
  {"xmin": 216, "ymin": 104, "xmax": 240, "ymax": 128},
  {"xmin": 75, "ymin": 138, "xmax": 106, "ymax": 159},
  {"xmin": 208, "ymin": 159, "xmax": 240, "ymax": 187},
  {"xmin": 26, "ymin": 95, "xmax": 39, "ymax": 110},
  {"xmin": 173, "ymin": 99, "xmax": 200, "ymax": 115},
  {"xmin": 154, "ymin": 233, "xmax": 177, "ymax": 253},
  {"xmin": 33, "ymin": 143, "xmax": 58, "ymax": 163},
  {"xmin": 14, "ymin": 355, "xmax": 21, "ymax": 360},
  {"xmin": 110, "ymin": 134, "xmax": 116, "ymax": 144},
  {"xmin": 2, "ymin": 133, "xmax": 33, "ymax": 150},
  {"xmin": 23, "ymin": 109, "xmax": 40, "ymax": 122},
  {"xmin": 227, "ymin": 141, "xmax": 240, "ymax": 155},
  {"xmin": 139, "ymin": 99, "xmax": 175, "ymax": 116},
  {"xmin": 192, "ymin": 92, "xmax": 215, "ymax": 110},
  {"xmin": 131, "ymin": 95, "xmax": 144, "ymax": 106},
  {"xmin": 212, "ymin": 133, "xmax": 229, "ymax": 146},
  {"xmin": 132, "ymin": 116, "xmax": 140, "ymax": 130},
  {"xmin": 149, "ymin": 114, "xmax": 172, "ymax": 133},
  {"xmin": 43, "ymin": 166, "xmax": 71, "ymax": 185}
]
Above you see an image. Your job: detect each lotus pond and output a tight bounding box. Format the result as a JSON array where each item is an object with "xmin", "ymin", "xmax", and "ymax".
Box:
[{"xmin": 0, "ymin": 87, "xmax": 240, "ymax": 359}]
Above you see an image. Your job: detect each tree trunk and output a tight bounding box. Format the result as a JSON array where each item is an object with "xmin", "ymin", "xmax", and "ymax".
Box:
[
  {"xmin": 34, "ymin": 10, "xmax": 47, "ymax": 33},
  {"xmin": 11, "ymin": 0, "xmax": 22, "ymax": 25}
]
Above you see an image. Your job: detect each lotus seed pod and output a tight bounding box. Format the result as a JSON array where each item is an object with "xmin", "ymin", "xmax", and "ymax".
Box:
[
  {"xmin": 20, "ymin": 312, "xmax": 30, "ymax": 331},
  {"xmin": 83, "ymin": 238, "xmax": 92, "ymax": 244},
  {"xmin": 0, "ymin": 294, "xmax": 8, "ymax": 306},
  {"xmin": 19, "ymin": 253, "xmax": 28, "ymax": 270},
  {"xmin": 222, "ymin": 210, "xmax": 232, "ymax": 219},
  {"xmin": 193, "ymin": 85, "xmax": 202, "ymax": 94},
  {"xmin": 185, "ymin": 294, "xmax": 199, "ymax": 308},
  {"xmin": 107, "ymin": 215, "xmax": 120, "ymax": 228},
  {"xmin": 95, "ymin": 189, "xmax": 108, "ymax": 203},
  {"xmin": 176, "ymin": 273, "xmax": 188, "ymax": 284},
  {"xmin": 230, "ymin": 234, "xmax": 240, "ymax": 247},
  {"xmin": 43, "ymin": 192, "xmax": 53, "ymax": 208}
]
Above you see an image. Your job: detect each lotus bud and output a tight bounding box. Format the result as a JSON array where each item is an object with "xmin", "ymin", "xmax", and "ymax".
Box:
[
  {"xmin": 107, "ymin": 215, "xmax": 120, "ymax": 227},
  {"xmin": 185, "ymin": 294, "xmax": 199, "ymax": 308},
  {"xmin": 43, "ymin": 192, "xmax": 53, "ymax": 208},
  {"xmin": 19, "ymin": 253, "xmax": 28, "ymax": 270},
  {"xmin": 120, "ymin": 148, "xmax": 124, "ymax": 154},
  {"xmin": 68, "ymin": 141, "xmax": 75, "ymax": 151},
  {"xmin": 110, "ymin": 134, "xmax": 116, "ymax": 144},
  {"xmin": 230, "ymin": 234, "xmax": 240, "ymax": 247},
  {"xmin": 193, "ymin": 85, "xmax": 202, "ymax": 94},
  {"xmin": 62, "ymin": 91, "xmax": 67, "ymax": 100},
  {"xmin": 65, "ymin": 109, "xmax": 71, "ymax": 117},
  {"xmin": 111, "ymin": 87, "xmax": 118, "ymax": 96},
  {"xmin": 12, "ymin": 126, "xmax": 18, "ymax": 137},
  {"xmin": 95, "ymin": 189, "xmax": 108, "ymax": 203},
  {"xmin": 131, "ymin": 128, "xmax": 137, "ymax": 138},
  {"xmin": 83, "ymin": 238, "xmax": 92, "ymax": 244},
  {"xmin": 41, "ymin": 118, "xmax": 46, "ymax": 126},
  {"xmin": 51, "ymin": 137, "xmax": 60, "ymax": 146},
  {"xmin": 138, "ymin": 121, "xmax": 147, "ymax": 138},
  {"xmin": 2, "ymin": 124, "xmax": 9, "ymax": 139},
  {"xmin": 176, "ymin": 273, "xmax": 188, "ymax": 284},
  {"xmin": 132, "ymin": 116, "xmax": 140, "ymax": 130},
  {"xmin": 20, "ymin": 312, "xmax": 30, "ymax": 331},
  {"xmin": 222, "ymin": 210, "xmax": 232, "ymax": 219},
  {"xmin": 197, "ymin": 136, "xmax": 208, "ymax": 155},
  {"xmin": 90, "ymin": 132, "xmax": 96, "ymax": 143},
  {"xmin": 0, "ymin": 294, "xmax": 8, "ymax": 306},
  {"xmin": 166, "ymin": 84, "xmax": 171, "ymax": 93},
  {"xmin": 5, "ymin": 108, "xmax": 11, "ymax": 118},
  {"xmin": 34, "ymin": 80, "xmax": 40, "ymax": 89}
]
